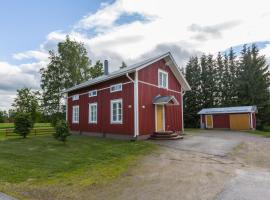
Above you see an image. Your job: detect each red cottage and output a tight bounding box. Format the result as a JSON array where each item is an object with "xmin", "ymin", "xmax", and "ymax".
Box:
[{"xmin": 63, "ymin": 52, "xmax": 191, "ymax": 140}]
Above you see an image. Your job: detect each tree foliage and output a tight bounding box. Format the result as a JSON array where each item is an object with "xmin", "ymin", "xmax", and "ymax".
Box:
[
  {"xmin": 89, "ymin": 60, "xmax": 103, "ymax": 78},
  {"xmin": 12, "ymin": 88, "xmax": 40, "ymax": 123},
  {"xmin": 53, "ymin": 120, "xmax": 71, "ymax": 144},
  {"xmin": 184, "ymin": 57, "xmax": 202, "ymax": 127},
  {"xmin": 237, "ymin": 44, "xmax": 270, "ymax": 126},
  {"xmin": 40, "ymin": 35, "xmax": 103, "ymax": 116},
  {"xmin": 184, "ymin": 44, "xmax": 270, "ymax": 129},
  {"xmin": 14, "ymin": 113, "xmax": 33, "ymax": 138},
  {"xmin": 120, "ymin": 61, "xmax": 127, "ymax": 69},
  {"xmin": 0, "ymin": 110, "xmax": 8, "ymax": 123}
]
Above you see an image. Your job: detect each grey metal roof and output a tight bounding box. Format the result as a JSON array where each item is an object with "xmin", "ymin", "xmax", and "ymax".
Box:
[
  {"xmin": 153, "ymin": 95, "xmax": 179, "ymax": 105},
  {"xmin": 62, "ymin": 52, "xmax": 191, "ymax": 93},
  {"xmin": 197, "ymin": 106, "xmax": 257, "ymax": 115}
]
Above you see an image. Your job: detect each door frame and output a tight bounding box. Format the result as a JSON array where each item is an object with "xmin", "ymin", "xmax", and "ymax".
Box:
[
  {"xmin": 205, "ymin": 114, "xmax": 213, "ymax": 128},
  {"xmin": 155, "ymin": 105, "xmax": 165, "ymax": 131}
]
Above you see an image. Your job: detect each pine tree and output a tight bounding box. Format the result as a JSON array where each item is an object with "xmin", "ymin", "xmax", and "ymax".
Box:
[
  {"xmin": 228, "ymin": 48, "xmax": 238, "ymax": 105},
  {"xmin": 222, "ymin": 53, "xmax": 232, "ymax": 106},
  {"xmin": 201, "ymin": 54, "xmax": 217, "ymax": 108},
  {"xmin": 184, "ymin": 56, "xmax": 202, "ymax": 127},
  {"xmin": 120, "ymin": 61, "xmax": 127, "ymax": 69},
  {"xmin": 216, "ymin": 52, "xmax": 225, "ymax": 106},
  {"xmin": 237, "ymin": 44, "xmax": 270, "ymax": 127},
  {"xmin": 90, "ymin": 60, "xmax": 103, "ymax": 78}
]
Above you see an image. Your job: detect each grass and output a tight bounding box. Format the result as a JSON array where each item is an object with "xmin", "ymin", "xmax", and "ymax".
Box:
[
  {"xmin": 0, "ymin": 123, "xmax": 52, "ymax": 129},
  {"xmin": 247, "ymin": 130, "xmax": 270, "ymax": 137},
  {"xmin": 0, "ymin": 134, "xmax": 155, "ymax": 199}
]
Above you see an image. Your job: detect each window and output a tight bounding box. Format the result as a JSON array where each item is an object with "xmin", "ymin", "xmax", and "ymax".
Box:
[
  {"xmin": 110, "ymin": 99, "xmax": 123, "ymax": 124},
  {"xmin": 72, "ymin": 105, "xmax": 79, "ymax": 123},
  {"xmin": 158, "ymin": 69, "xmax": 168, "ymax": 88},
  {"xmin": 89, "ymin": 90, "xmax": 97, "ymax": 97},
  {"xmin": 110, "ymin": 83, "xmax": 122, "ymax": 93},
  {"xmin": 72, "ymin": 95, "xmax": 79, "ymax": 101},
  {"xmin": 89, "ymin": 103, "xmax": 97, "ymax": 123}
]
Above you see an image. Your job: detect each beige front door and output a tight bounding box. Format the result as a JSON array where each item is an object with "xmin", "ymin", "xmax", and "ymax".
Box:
[
  {"xmin": 156, "ymin": 105, "xmax": 164, "ymax": 131},
  {"xmin": 205, "ymin": 115, "xmax": 213, "ymax": 128}
]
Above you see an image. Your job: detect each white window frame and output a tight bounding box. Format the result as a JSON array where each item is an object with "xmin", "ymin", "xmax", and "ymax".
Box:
[
  {"xmin": 158, "ymin": 69, "xmax": 168, "ymax": 89},
  {"xmin": 72, "ymin": 94, "xmax": 79, "ymax": 101},
  {"xmin": 110, "ymin": 83, "xmax": 122, "ymax": 93},
  {"xmin": 89, "ymin": 90, "xmax": 97, "ymax": 97},
  {"xmin": 110, "ymin": 99, "xmax": 123, "ymax": 124},
  {"xmin": 88, "ymin": 103, "xmax": 97, "ymax": 124},
  {"xmin": 72, "ymin": 105, "xmax": 79, "ymax": 123}
]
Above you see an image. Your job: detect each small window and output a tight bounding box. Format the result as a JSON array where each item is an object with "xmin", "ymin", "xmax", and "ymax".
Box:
[
  {"xmin": 72, "ymin": 105, "xmax": 79, "ymax": 123},
  {"xmin": 89, "ymin": 90, "xmax": 97, "ymax": 97},
  {"xmin": 110, "ymin": 99, "xmax": 123, "ymax": 124},
  {"xmin": 158, "ymin": 70, "xmax": 168, "ymax": 88},
  {"xmin": 89, "ymin": 103, "xmax": 97, "ymax": 123},
  {"xmin": 110, "ymin": 83, "xmax": 122, "ymax": 93},
  {"xmin": 72, "ymin": 95, "xmax": 79, "ymax": 101}
]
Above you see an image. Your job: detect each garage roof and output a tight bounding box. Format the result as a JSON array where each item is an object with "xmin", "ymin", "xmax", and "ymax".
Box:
[{"xmin": 198, "ymin": 106, "xmax": 257, "ymax": 115}]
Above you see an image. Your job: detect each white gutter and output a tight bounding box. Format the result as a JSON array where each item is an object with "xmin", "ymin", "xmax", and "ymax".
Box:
[
  {"xmin": 126, "ymin": 72, "xmax": 139, "ymax": 139},
  {"xmin": 181, "ymin": 91, "xmax": 186, "ymax": 133}
]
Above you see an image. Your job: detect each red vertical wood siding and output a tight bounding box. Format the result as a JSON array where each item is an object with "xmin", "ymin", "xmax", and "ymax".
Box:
[
  {"xmin": 201, "ymin": 115, "xmax": 206, "ymax": 124},
  {"xmin": 212, "ymin": 114, "xmax": 230, "ymax": 129},
  {"xmin": 138, "ymin": 59, "xmax": 182, "ymax": 135},
  {"xmin": 68, "ymin": 75, "xmax": 134, "ymax": 135}
]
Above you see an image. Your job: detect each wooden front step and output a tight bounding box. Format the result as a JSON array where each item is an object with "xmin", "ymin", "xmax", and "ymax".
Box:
[{"xmin": 150, "ymin": 131, "xmax": 183, "ymax": 140}]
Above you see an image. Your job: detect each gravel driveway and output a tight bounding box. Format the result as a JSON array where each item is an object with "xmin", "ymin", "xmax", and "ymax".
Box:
[
  {"xmin": 95, "ymin": 130, "xmax": 270, "ymax": 200},
  {"xmin": 152, "ymin": 134, "xmax": 240, "ymax": 156}
]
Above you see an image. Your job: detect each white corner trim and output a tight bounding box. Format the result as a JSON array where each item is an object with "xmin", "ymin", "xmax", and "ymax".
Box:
[
  {"xmin": 250, "ymin": 113, "xmax": 253, "ymax": 129},
  {"xmin": 134, "ymin": 70, "xmax": 139, "ymax": 137},
  {"xmin": 181, "ymin": 91, "xmax": 184, "ymax": 132}
]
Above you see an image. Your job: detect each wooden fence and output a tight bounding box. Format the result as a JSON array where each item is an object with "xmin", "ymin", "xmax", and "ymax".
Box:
[{"xmin": 4, "ymin": 127, "xmax": 55, "ymax": 137}]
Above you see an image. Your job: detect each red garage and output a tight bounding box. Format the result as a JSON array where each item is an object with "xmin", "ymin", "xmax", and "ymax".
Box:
[{"xmin": 198, "ymin": 106, "xmax": 257, "ymax": 130}]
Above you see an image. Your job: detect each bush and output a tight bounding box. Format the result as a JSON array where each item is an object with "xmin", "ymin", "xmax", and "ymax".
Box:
[
  {"xmin": 14, "ymin": 113, "xmax": 33, "ymax": 138},
  {"xmin": 53, "ymin": 120, "xmax": 71, "ymax": 144}
]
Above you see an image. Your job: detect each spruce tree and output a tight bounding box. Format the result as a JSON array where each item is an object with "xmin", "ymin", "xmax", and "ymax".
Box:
[
  {"xmin": 201, "ymin": 54, "xmax": 217, "ymax": 108},
  {"xmin": 237, "ymin": 44, "xmax": 270, "ymax": 128},
  {"xmin": 120, "ymin": 61, "xmax": 127, "ymax": 69},
  {"xmin": 216, "ymin": 52, "xmax": 225, "ymax": 106},
  {"xmin": 184, "ymin": 56, "xmax": 202, "ymax": 127},
  {"xmin": 228, "ymin": 48, "xmax": 238, "ymax": 105}
]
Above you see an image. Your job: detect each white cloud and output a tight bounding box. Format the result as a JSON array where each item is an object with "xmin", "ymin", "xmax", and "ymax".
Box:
[
  {"xmin": 1, "ymin": 0, "xmax": 270, "ymax": 110},
  {"xmin": 13, "ymin": 50, "xmax": 49, "ymax": 61}
]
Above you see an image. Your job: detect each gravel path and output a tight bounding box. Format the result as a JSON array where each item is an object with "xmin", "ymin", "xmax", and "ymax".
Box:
[{"xmin": 0, "ymin": 193, "xmax": 17, "ymax": 200}]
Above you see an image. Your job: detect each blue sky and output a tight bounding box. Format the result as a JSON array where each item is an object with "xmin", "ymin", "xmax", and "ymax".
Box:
[{"xmin": 0, "ymin": 0, "xmax": 113, "ymax": 62}]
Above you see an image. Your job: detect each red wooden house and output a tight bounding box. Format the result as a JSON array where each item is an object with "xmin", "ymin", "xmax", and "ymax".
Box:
[{"xmin": 63, "ymin": 52, "xmax": 191, "ymax": 140}]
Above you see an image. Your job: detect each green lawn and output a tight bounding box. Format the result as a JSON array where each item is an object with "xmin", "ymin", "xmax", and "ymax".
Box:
[
  {"xmin": 247, "ymin": 130, "xmax": 270, "ymax": 137},
  {"xmin": 0, "ymin": 134, "xmax": 155, "ymax": 199},
  {"xmin": 0, "ymin": 123, "xmax": 52, "ymax": 129}
]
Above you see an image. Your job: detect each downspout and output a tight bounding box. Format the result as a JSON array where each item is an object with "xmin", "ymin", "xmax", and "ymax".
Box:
[
  {"xmin": 65, "ymin": 95, "xmax": 68, "ymax": 121},
  {"xmin": 126, "ymin": 72, "xmax": 139, "ymax": 139},
  {"xmin": 181, "ymin": 90, "xmax": 186, "ymax": 133}
]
